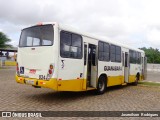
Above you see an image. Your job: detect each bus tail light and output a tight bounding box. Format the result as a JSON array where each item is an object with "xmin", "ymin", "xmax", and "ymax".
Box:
[
  {"xmin": 50, "ymin": 64, "xmax": 53, "ymax": 69},
  {"xmin": 47, "ymin": 64, "xmax": 54, "ymax": 80},
  {"xmin": 49, "ymin": 64, "xmax": 54, "ymax": 74},
  {"xmin": 48, "ymin": 69, "xmax": 52, "ymax": 74}
]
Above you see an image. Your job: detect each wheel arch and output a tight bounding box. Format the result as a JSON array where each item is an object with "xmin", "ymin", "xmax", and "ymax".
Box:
[
  {"xmin": 136, "ymin": 72, "xmax": 140, "ymax": 80},
  {"xmin": 98, "ymin": 73, "xmax": 108, "ymax": 87}
]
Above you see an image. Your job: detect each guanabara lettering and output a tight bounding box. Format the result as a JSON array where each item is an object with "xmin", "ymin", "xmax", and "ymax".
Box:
[{"xmin": 104, "ymin": 66, "xmax": 122, "ymax": 71}]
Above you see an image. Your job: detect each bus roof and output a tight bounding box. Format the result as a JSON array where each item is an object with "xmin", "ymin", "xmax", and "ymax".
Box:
[
  {"xmin": 33, "ymin": 22, "xmax": 144, "ymax": 53},
  {"xmin": 58, "ymin": 23, "xmax": 144, "ymax": 53}
]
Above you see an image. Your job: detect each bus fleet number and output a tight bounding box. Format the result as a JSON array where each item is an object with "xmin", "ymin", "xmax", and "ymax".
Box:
[{"xmin": 39, "ymin": 75, "xmax": 46, "ymax": 80}]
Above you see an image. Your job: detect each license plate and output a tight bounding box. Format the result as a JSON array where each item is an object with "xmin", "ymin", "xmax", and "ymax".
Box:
[{"xmin": 25, "ymin": 80, "xmax": 34, "ymax": 85}]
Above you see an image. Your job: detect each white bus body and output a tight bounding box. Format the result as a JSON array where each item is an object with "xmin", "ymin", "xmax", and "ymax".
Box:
[{"xmin": 15, "ymin": 22, "xmax": 147, "ymax": 94}]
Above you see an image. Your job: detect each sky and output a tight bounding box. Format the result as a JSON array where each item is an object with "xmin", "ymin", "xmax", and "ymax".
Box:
[{"xmin": 1, "ymin": 0, "xmax": 160, "ymax": 49}]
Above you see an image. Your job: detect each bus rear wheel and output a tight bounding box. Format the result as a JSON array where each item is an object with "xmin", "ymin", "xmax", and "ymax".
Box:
[
  {"xmin": 133, "ymin": 74, "xmax": 139, "ymax": 86},
  {"xmin": 96, "ymin": 76, "xmax": 106, "ymax": 95}
]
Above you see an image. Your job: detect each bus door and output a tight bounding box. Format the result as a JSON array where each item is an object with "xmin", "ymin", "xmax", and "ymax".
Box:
[
  {"xmin": 85, "ymin": 44, "xmax": 97, "ymax": 88},
  {"xmin": 83, "ymin": 43, "xmax": 88, "ymax": 89},
  {"xmin": 124, "ymin": 52, "xmax": 129, "ymax": 82}
]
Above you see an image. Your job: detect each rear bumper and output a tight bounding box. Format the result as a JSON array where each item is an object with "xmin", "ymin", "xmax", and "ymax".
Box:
[
  {"xmin": 15, "ymin": 75, "xmax": 58, "ymax": 90},
  {"xmin": 15, "ymin": 75, "xmax": 88, "ymax": 91}
]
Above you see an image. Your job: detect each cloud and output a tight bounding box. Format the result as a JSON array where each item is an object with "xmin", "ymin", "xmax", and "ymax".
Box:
[
  {"xmin": 147, "ymin": 28, "xmax": 160, "ymax": 48},
  {"xmin": 0, "ymin": 0, "xmax": 160, "ymax": 49}
]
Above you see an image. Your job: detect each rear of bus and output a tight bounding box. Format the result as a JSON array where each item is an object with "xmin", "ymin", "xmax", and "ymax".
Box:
[{"xmin": 15, "ymin": 23, "xmax": 59, "ymax": 90}]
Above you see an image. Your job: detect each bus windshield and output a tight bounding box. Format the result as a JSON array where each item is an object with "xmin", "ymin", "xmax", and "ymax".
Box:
[{"xmin": 19, "ymin": 24, "xmax": 54, "ymax": 47}]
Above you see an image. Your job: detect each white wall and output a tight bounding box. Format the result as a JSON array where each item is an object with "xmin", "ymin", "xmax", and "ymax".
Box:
[{"xmin": 147, "ymin": 64, "xmax": 160, "ymax": 72}]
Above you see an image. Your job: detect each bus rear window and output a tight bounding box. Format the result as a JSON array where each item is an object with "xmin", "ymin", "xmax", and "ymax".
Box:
[{"xmin": 19, "ymin": 24, "xmax": 54, "ymax": 47}]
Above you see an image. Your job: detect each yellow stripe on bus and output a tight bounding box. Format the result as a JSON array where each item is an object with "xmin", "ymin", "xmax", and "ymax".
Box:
[{"xmin": 15, "ymin": 74, "xmax": 140, "ymax": 92}]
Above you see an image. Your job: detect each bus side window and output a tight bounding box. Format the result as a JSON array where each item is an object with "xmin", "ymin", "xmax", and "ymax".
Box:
[
  {"xmin": 115, "ymin": 46, "xmax": 121, "ymax": 62},
  {"xmin": 60, "ymin": 31, "xmax": 82, "ymax": 59},
  {"xmin": 60, "ymin": 32, "xmax": 71, "ymax": 58},
  {"xmin": 98, "ymin": 41, "xmax": 110, "ymax": 61},
  {"xmin": 111, "ymin": 45, "xmax": 116, "ymax": 62}
]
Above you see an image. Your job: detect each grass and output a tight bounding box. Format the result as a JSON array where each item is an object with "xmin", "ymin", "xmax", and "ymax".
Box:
[{"xmin": 138, "ymin": 81, "xmax": 160, "ymax": 86}]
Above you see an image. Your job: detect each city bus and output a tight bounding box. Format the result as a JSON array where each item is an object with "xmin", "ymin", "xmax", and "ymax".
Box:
[{"xmin": 15, "ymin": 22, "xmax": 147, "ymax": 94}]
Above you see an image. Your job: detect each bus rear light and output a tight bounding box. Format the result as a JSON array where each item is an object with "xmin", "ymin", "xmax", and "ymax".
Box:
[
  {"xmin": 40, "ymin": 81, "xmax": 44, "ymax": 84},
  {"xmin": 46, "ymin": 64, "xmax": 54, "ymax": 80},
  {"xmin": 50, "ymin": 65, "xmax": 53, "ymax": 69},
  {"xmin": 48, "ymin": 69, "xmax": 52, "ymax": 74},
  {"xmin": 18, "ymin": 78, "xmax": 23, "ymax": 81},
  {"xmin": 39, "ymin": 81, "xmax": 46, "ymax": 85}
]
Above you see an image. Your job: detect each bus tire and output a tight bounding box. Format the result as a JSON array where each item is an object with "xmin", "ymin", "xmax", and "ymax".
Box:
[
  {"xmin": 96, "ymin": 76, "xmax": 106, "ymax": 95},
  {"xmin": 133, "ymin": 74, "xmax": 139, "ymax": 86}
]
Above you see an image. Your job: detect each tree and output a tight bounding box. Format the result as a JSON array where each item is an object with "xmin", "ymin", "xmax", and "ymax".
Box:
[
  {"xmin": 0, "ymin": 32, "xmax": 12, "ymax": 48},
  {"xmin": 140, "ymin": 47, "xmax": 160, "ymax": 64}
]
